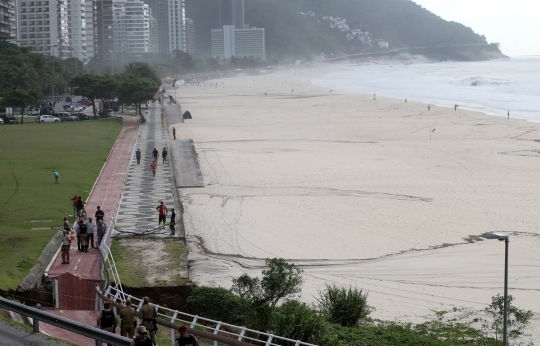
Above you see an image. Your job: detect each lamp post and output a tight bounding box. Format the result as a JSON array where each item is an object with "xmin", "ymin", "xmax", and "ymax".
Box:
[
  {"xmin": 48, "ymin": 45, "xmax": 58, "ymax": 100},
  {"xmin": 481, "ymin": 232, "xmax": 509, "ymax": 346}
]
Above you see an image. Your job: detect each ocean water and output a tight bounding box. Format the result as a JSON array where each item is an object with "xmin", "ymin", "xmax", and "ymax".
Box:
[{"xmin": 314, "ymin": 57, "xmax": 540, "ymax": 122}]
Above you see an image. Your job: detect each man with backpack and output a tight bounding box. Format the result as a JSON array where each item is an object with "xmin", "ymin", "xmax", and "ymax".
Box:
[
  {"xmin": 97, "ymin": 302, "xmax": 117, "ymax": 345},
  {"xmin": 175, "ymin": 325, "xmax": 198, "ymax": 346}
]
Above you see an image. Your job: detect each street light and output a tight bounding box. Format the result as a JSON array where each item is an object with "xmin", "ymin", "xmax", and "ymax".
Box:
[{"xmin": 481, "ymin": 232, "xmax": 509, "ymax": 346}]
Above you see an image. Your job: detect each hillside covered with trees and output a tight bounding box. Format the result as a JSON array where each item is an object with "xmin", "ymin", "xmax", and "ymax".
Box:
[{"xmin": 186, "ymin": 0, "xmax": 500, "ymax": 60}]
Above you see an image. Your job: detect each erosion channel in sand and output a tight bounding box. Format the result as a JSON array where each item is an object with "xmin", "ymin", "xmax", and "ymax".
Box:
[{"xmin": 173, "ymin": 65, "xmax": 540, "ymax": 339}]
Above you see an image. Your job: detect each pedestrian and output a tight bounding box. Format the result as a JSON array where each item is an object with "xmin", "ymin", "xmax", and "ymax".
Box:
[
  {"xmin": 136, "ymin": 148, "xmax": 141, "ymax": 164},
  {"xmin": 172, "ymin": 127, "xmax": 176, "ymax": 140},
  {"xmin": 151, "ymin": 160, "xmax": 157, "ymax": 177},
  {"xmin": 63, "ymin": 216, "xmax": 71, "ymax": 232},
  {"xmin": 175, "ymin": 325, "xmax": 198, "ymax": 346},
  {"xmin": 71, "ymin": 195, "xmax": 78, "ymax": 216},
  {"xmin": 130, "ymin": 326, "xmax": 154, "ymax": 346},
  {"xmin": 75, "ymin": 221, "xmax": 81, "ymax": 251},
  {"xmin": 152, "ymin": 147, "xmax": 159, "ymax": 163},
  {"xmin": 79, "ymin": 219, "xmax": 88, "ymax": 252},
  {"xmin": 76, "ymin": 196, "xmax": 86, "ymax": 218},
  {"xmin": 508, "ymin": 110, "xmax": 510, "ymax": 119},
  {"xmin": 170, "ymin": 208, "xmax": 176, "ymax": 235},
  {"xmin": 86, "ymin": 217, "xmax": 96, "ymax": 249},
  {"xmin": 95, "ymin": 206, "xmax": 105, "ymax": 222},
  {"xmin": 52, "ymin": 170, "xmax": 60, "ymax": 184},
  {"xmin": 97, "ymin": 220, "xmax": 107, "ymax": 246},
  {"xmin": 119, "ymin": 298, "xmax": 137, "ymax": 338},
  {"xmin": 61, "ymin": 229, "xmax": 71, "ymax": 264},
  {"xmin": 137, "ymin": 297, "xmax": 157, "ymax": 345},
  {"xmin": 156, "ymin": 201, "xmax": 167, "ymax": 226},
  {"xmin": 97, "ymin": 302, "xmax": 118, "ymax": 345},
  {"xmin": 428, "ymin": 104, "xmax": 431, "ymax": 111},
  {"xmin": 162, "ymin": 148, "xmax": 167, "ymax": 164}
]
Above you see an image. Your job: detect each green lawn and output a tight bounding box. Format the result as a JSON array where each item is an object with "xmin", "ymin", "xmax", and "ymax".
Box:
[{"xmin": 0, "ymin": 119, "xmax": 123, "ymax": 290}]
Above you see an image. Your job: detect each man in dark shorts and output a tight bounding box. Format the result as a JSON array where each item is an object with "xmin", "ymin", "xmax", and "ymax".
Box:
[
  {"xmin": 162, "ymin": 148, "xmax": 167, "ymax": 164},
  {"xmin": 79, "ymin": 219, "xmax": 88, "ymax": 252},
  {"xmin": 156, "ymin": 201, "xmax": 167, "ymax": 226},
  {"xmin": 76, "ymin": 196, "xmax": 86, "ymax": 218},
  {"xmin": 61, "ymin": 229, "xmax": 71, "ymax": 264},
  {"xmin": 152, "ymin": 148, "xmax": 159, "ymax": 164}
]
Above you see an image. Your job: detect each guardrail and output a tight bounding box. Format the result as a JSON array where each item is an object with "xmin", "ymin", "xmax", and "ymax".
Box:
[
  {"xmin": 0, "ymin": 297, "xmax": 131, "ymax": 346},
  {"xmin": 99, "ymin": 285, "xmax": 317, "ymax": 346}
]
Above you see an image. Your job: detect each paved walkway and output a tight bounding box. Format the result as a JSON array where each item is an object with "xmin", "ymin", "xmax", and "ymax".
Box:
[
  {"xmin": 0, "ymin": 319, "xmax": 69, "ymax": 345},
  {"xmin": 115, "ymin": 103, "xmax": 180, "ymax": 235},
  {"xmin": 42, "ymin": 115, "xmax": 139, "ymax": 345}
]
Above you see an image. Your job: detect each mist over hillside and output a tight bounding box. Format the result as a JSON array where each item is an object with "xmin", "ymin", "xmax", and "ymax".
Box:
[{"xmin": 186, "ymin": 0, "xmax": 498, "ymax": 61}]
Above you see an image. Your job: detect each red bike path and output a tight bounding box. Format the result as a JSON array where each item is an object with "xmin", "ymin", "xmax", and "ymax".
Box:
[{"xmin": 41, "ymin": 115, "xmax": 139, "ymax": 345}]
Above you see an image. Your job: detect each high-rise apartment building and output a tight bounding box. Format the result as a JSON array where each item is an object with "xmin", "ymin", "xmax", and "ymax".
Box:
[
  {"xmin": 211, "ymin": 25, "xmax": 265, "ymax": 61},
  {"xmin": 18, "ymin": 0, "xmax": 69, "ymax": 56},
  {"xmin": 184, "ymin": 17, "xmax": 194, "ymax": 56},
  {"xmin": 67, "ymin": 0, "xmax": 87, "ymax": 61},
  {"xmin": 1, "ymin": 0, "xmax": 16, "ymax": 40},
  {"xmin": 219, "ymin": 0, "xmax": 243, "ymax": 28},
  {"xmin": 84, "ymin": 0, "xmax": 95, "ymax": 60},
  {"xmin": 113, "ymin": 0, "xmax": 156, "ymax": 54},
  {"xmin": 156, "ymin": 0, "xmax": 184, "ymax": 54},
  {"xmin": 95, "ymin": 0, "xmax": 113, "ymax": 64}
]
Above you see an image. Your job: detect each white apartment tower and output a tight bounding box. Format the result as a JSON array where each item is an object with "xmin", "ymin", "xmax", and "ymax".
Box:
[
  {"xmin": 156, "ymin": 0, "xmax": 184, "ymax": 54},
  {"xmin": 212, "ymin": 25, "xmax": 265, "ymax": 61},
  {"xmin": 18, "ymin": 0, "xmax": 70, "ymax": 57},
  {"xmin": 1, "ymin": 0, "xmax": 16, "ymax": 40},
  {"xmin": 67, "ymin": 0, "xmax": 87, "ymax": 61},
  {"xmin": 113, "ymin": 0, "xmax": 156, "ymax": 54},
  {"xmin": 184, "ymin": 17, "xmax": 194, "ymax": 56}
]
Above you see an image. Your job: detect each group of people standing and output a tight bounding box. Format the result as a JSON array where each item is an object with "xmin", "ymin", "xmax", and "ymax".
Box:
[
  {"xmin": 97, "ymin": 296, "xmax": 198, "ymax": 346},
  {"xmin": 61, "ymin": 197, "xmax": 107, "ymax": 264}
]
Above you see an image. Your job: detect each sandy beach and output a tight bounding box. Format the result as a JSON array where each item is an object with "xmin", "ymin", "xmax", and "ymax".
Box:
[{"xmin": 171, "ymin": 65, "xmax": 540, "ymax": 340}]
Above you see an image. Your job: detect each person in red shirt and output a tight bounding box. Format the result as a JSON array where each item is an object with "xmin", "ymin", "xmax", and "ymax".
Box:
[
  {"xmin": 156, "ymin": 201, "xmax": 167, "ymax": 226},
  {"xmin": 71, "ymin": 195, "xmax": 78, "ymax": 216}
]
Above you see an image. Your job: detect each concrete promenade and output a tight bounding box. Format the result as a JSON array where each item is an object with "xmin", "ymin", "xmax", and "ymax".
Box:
[
  {"xmin": 42, "ymin": 115, "xmax": 139, "ymax": 345},
  {"xmin": 0, "ymin": 319, "xmax": 68, "ymax": 345}
]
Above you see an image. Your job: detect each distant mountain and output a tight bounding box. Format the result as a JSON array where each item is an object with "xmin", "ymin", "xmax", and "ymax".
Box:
[{"xmin": 185, "ymin": 0, "xmax": 500, "ymax": 61}]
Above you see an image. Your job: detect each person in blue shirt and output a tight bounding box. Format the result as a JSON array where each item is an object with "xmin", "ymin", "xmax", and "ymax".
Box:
[{"xmin": 52, "ymin": 171, "xmax": 60, "ymax": 184}]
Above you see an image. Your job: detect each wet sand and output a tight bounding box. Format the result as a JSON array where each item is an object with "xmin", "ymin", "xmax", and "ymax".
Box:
[{"xmin": 173, "ymin": 66, "xmax": 540, "ymax": 340}]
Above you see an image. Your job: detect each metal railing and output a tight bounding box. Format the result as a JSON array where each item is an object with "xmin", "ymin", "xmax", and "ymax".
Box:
[
  {"xmin": 99, "ymin": 285, "xmax": 317, "ymax": 346},
  {"xmin": 0, "ymin": 297, "xmax": 131, "ymax": 346}
]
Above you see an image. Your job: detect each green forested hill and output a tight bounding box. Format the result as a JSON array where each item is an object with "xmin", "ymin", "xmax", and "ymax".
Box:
[{"xmin": 186, "ymin": 0, "xmax": 494, "ymax": 60}]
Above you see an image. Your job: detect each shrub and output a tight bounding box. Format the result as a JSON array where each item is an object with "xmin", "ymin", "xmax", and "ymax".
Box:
[
  {"xmin": 270, "ymin": 300, "xmax": 326, "ymax": 345},
  {"xmin": 185, "ymin": 286, "xmax": 247, "ymax": 325},
  {"xmin": 317, "ymin": 284, "xmax": 373, "ymax": 327},
  {"xmin": 482, "ymin": 294, "xmax": 533, "ymax": 342}
]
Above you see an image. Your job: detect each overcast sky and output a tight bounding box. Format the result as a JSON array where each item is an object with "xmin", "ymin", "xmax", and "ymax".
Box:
[{"xmin": 412, "ymin": 0, "xmax": 539, "ymax": 56}]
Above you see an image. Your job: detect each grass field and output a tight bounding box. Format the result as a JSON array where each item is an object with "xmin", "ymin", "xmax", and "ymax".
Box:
[{"xmin": 0, "ymin": 119, "xmax": 123, "ymax": 290}]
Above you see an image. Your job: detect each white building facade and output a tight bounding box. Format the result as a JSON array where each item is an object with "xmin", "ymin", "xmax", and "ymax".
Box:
[
  {"xmin": 184, "ymin": 17, "xmax": 194, "ymax": 56},
  {"xmin": 211, "ymin": 25, "xmax": 265, "ymax": 61},
  {"xmin": 67, "ymin": 0, "xmax": 87, "ymax": 61},
  {"xmin": 1, "ymin": 0, "xmax": 16, "ymax": 40},
  {"xmin": 18, "ymin": 0, "xmax": 70, "ymax": 57},
  {"xmin": 113, "ymin": 0, "xmax": 155, "ymax": 54},
  {"xmin": 156, "ymin": 0, "xmax": 184, "ymax": 54}
]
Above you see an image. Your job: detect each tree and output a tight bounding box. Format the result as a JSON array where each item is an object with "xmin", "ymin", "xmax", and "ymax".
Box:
[
  {"xmin": 124, "ymin": 63, "xmax": 161, "ymax": 87},
  {"xmin": 70, "ymin": 74, "xmax": 118, "ymax": 116},
  {"xmin": 117, "ymin": 75, "xmax": 158, "ymax": 115},
  {"xmin": 231, "ymin": 258, "xmax": 303, "ymax": 330},
  {"xmin": 482, "ymin": 294, "xmax": 533, "ymax": 342},
  {"xmin": 1, "ymin": 88, "xmax": 41, "ymax": 123},
  {"xmin": 171, "ymin": 49, "xmax": 195, "ymax": 73}
]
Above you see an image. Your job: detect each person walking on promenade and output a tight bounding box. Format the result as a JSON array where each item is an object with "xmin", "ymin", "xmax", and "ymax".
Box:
[
  {"xmin": 61, "ymin": 229, "xmax": 71, "ymax": 264},
  {"xmin": 95, "ymin": 206, "xmax": 105, "ymax": 222},
  {"xmin": 97, "ymin": 220, "xmax": 107, "ymax": 246},
  {"xmin": 156, "ymin": 201, "xmax": 167, "ymax": 226},
  {"xmin": 130, "ymin": 326, "xmax": 154, "ymax": 346},
  {"xmin": 150, "ymin": 160, "xmax": 157, "ymax": 177},
  {"xmin": 76, "ymin": 196, "xmax": 86, "ymax": 218},
  {"xmin": 79, "ymin": 219, "xmax": 88, "ymax": 252},
  {"xmin": 162, "ymin": 148, "xmax": 168, "ymax": 164},
  {"xmin": 136, "ymin": 148, "xmax": 141, "ymax": 164},
  {"xmin": 175, "ymin": 325, "xmax": 198, "ymax": 346},
  {"xmin": 97, "ymin": 302, "xmax": 118, "ymax": 345},
  {"xmin": 63, "ymin": 217, "xmax": 71, "ymax": 232},
  {"xmin": 138, "ymin": 297, "xmax": 157, "ymax": 345},
  {"xmin": 152, "ymin": 147, "xmax": 159, "ymax": 163},
  {"xmin": 119, "ymin": 298, "xmax": 137, "ymax": 338},
  {"xmin": 75, "ymin": 221, "xmax": 81, "ymax": 251},
  {"xmin": 86, "ymin": 217, "xmax": 96, "ymax": 249},
  {"xmin": 52, "ymin": 170, "xmax": 60, "ymax": 184},
  {"xmin": 170, "ymin": 208, "xmax": 176, "ymax": 236},
  {"xmin": 172, "ymin": 127, "xmax": 176, "ymax": 140},
  {"xmin": 71, "ymin": 195, "xmax": 78, "ymax": 215}
]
